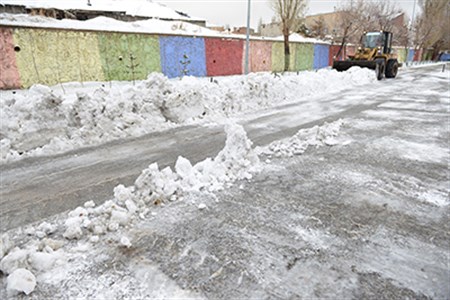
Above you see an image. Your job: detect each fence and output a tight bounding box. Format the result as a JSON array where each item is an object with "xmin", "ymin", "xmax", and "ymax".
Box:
[{"xmin": 0, "ymin": 25, "xmax": 425, "ymax": 90}]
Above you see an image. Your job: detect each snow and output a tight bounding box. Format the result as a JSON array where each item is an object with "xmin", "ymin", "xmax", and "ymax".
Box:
[
  {"xmin": 371, "ymin": 137, "xmax": 449, "ymax": 164},
  {"xmin": 418, "ymin": 190, "xmax": 449, "ymax": 207},
  {"xmin": 276, "ymin": 32, "xmax": 331, "ymax": 44},
  {"xmin": 0, "ymin": 0, "xmax": 203, "ymax": 22},
  {"xmin": 0, "ymin": 234, "xmax": 14, "ymax": 260},
  {"xmin": 258, "ymin": 119, "xmax": 346, "ymax": 157},
  {"xmin": 119, "ymin": 236, "xmax": 132, "ymax": 248},
  {"xmin": 1, "ymin": 68, "xmax": 376, "ymax": 163},
  {"xmin": 0, "ymin": 12, "xmax": 330, "ymax": 42},
  {"xmin": 0, "ymin": 121, "xmax": 257, "ymax": 291},
  {"xmin": 0, "ymin": 12, "xmax": 218, "ymax": 36},
  {"xmin": 0, "ymin": 62, "xmax": 448, "ymax": 299},
  {"xmin": 0, "ymin": 114, "xmax": 350, "ymax": 295},
  {"xmin": 133, "ymin": 122, "xmax": 260, "ymax": 202},
  {"xmin": 6, "ymin": 268, "xmax": 36, "ymax": 296}
]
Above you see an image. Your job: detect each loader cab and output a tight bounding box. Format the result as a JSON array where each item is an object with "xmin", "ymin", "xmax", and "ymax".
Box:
[{"xmin": 363, "ymin": 31, "xmax": 393, "ymax": 54}]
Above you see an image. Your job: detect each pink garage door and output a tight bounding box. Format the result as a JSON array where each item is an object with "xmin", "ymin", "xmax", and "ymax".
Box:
[
  {"xmin": 0, "ymin": 28, "xmax": 21, "ymax": 89},
  {"xmin": 249, "ymin": 40, "xmax": 272, "ymax": 72}
]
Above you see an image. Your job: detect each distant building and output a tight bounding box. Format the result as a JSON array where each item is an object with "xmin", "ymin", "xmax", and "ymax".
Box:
[
  {"xmin": 304, "ymin": 11, "xmax": 346, "ymax": 39},
  {"xmin": 0, "ymin": 0, "xmax": 206, "ymax": 26},
  {"xmin": 259, "ymin": 11, "xmax": 407, "ymax": 45},
  {"xmin": 258, "ymin": 22, "xmax": 282, "ymax": 37},
  {"xmin": 305, "ymin": 11, "xmax": 407, "ymax": 45},
  {"xmin": 231, "ymin": 27, "xmax": 255, "ymax": 35}
]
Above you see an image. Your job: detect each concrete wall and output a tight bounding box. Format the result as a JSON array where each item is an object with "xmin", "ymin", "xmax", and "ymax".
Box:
[
  {"xmin": 159, "ymin": 36, "xmax": 207, "ymax": 78},
  {"xmin": 205, "ymin": 38, "xmax": 243, "ymax": 76},
  {"xmin": 0, "ymin": 27, "xmax": 20, "ymax": 89}
]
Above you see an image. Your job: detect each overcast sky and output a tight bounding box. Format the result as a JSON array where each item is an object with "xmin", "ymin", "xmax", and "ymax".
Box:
[{"xmin": 157, "ymin": 0, "xmax": 419, "ymax": 28}]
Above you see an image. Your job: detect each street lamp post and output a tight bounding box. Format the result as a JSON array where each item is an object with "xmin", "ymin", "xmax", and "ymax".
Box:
[{"xmin": 244, "ymin": 0, "xmax": 251, "ymax": 74}]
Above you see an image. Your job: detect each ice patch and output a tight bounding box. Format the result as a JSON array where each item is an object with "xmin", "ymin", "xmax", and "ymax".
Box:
[
  {"xmin": 371, "ymin": 137, "xmax": 449, "ymax": 164},
  {"xmin": 417, "ymin": 190, "xmax": 449, "ymax": 207}
]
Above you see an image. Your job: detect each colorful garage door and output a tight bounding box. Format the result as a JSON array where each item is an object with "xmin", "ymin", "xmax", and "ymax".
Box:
[{"xmin": 159, "ymin": 36, "xmax": 207, "ymax": 78}]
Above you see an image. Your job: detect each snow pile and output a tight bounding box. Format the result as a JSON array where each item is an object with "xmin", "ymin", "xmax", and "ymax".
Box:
[
  {"xmin": 75, "ymin": 122, "xmax": 258, "ymax": 235},
  {"xmin": 259, "ymin": 119, "xmax": 346, "ymax": 157},
  {"xmin": 134, "ymin": 122, "xmax": 259, "ymax": 202},
  {"xmin": 0, "ymin": 0, "xmax": 199, "ymax": 21},
  {"xmin": 0, "ymin": 232, "xmax": 66, "ymax": 296},
  {"xmin": 1, "ymin": 68, "xmax": 375, "ymax": 163},
  {"xmin": 0, "ymin": 122, "xmax": 259, "ymax": 295},
  {"xmin": 0, "ymin": 118, "xmax": 349, "ymax": 295},
  {"xmin": 0, "ymin": 13, "xmax": 221, "ymax": 37}
]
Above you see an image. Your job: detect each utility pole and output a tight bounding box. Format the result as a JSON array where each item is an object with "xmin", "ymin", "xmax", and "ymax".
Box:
[
  {"xmin": 244, "ymin": 0, "xmax": 251, "ymax": 74},
  {"xmin": 411, "ymin": 0, "xmax": 417, "ymax": 29},
  {"xmin": 409, "ymin": 0, "xmax": 417, "ymax": 49}
]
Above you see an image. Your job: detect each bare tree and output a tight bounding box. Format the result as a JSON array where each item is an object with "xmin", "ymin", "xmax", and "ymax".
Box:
[
  {"xmin": 333, "ymin": 0, "xmax": 366, "ymax": 59},
  {"xmin": 310, "ymin": 16, "xmax": 327, "ymax": 39},
  {"xmin": 414, "ymin": 0, "xmax": 450, "ymax": 59},
  {"xmin": 334, "ymin": 0, "xmax": 406, "ymax": 59},
  {"xmin": 271, "ymin": 0, "xmax": 307, "ymax": 71}
]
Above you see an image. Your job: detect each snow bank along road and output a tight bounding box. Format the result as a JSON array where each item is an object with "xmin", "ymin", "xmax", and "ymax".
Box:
[
  {"xmin": 0, "ymin": 65, "xmax": 448, "ymax": 232},
  {"xmin": 0, "ymin": 64, "xmax": 448, "ymax": 298}
]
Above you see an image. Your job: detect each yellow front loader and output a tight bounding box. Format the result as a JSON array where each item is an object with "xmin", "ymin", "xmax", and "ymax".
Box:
[{"xmin": 333, "ymin": 31, "xmax": 399, "ymax": 80}]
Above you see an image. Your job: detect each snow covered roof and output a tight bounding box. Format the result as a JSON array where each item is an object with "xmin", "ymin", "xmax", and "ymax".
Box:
[
  {"xmin": 0, "ymin": 12, "xmax": 330, "ymax": 44},
  {"xmin": 275, "ymin": 33, "xmax": 330, "ymax": 45},
  {"xmin": 0, "ymin": 12, "xmax": 215, "ymax": 36},
  {"xmin": 0, "ymin": 0, "xmax": 204, "ymax": 22}
]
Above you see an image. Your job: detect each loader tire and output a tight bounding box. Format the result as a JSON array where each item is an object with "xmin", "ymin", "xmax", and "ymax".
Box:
[
  {"xmin": 375, "ymin": 59, "xmax": 385, "ymax": 80},
  {"xmin": 385, "ymin": 59, "xmax": 398, "ymax": 78}
]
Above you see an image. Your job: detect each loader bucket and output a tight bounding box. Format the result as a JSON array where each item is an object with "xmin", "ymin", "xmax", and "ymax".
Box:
[{"xmin": 332, "ymin": 60, "xmax": 377, "ymax": 72}]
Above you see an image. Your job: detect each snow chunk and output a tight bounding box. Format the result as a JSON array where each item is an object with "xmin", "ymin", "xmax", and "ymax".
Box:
[
  {"xmin": 7, "ymin": 268, "xmax": 36, "ymax": 296},
  {"xmin": 0, "ymin": 233, "xmax": 14, "ymax": 260},
  {"xmin": 134, "ymin": 163, "xmax": 180, "ymax": 202},
  {"xmin": 0, "ymin": 248, "xmax": 30, "ymax": 275},
  {"xmin": 84, "ymin": 200, "xmax": 96, "ymax": 208},
  {"xmin": 120, "ymin": 236, "xmax": 132, "ymax": 248},
  {"xmin": 114, "ymin": 184, "xmax": 134, "ymax": 205},
  {"xmin": 29, "ymin": 251, "xmax": 63, "ymax": 272},
  {"xmin": 63, "ymin": 217, "xmax": 83, "ymax": 240},
  {"xmin": 36, "ymin": 221, "xmax": 57, "ymax": 238},
  {"xmin": 133, "ymin": 122, "xmax": 260, "ymax": 202},
  {"xmin": 110, "ymin": 209, "xmax": 130, "ymax": 226},
  {"xmin": 260, "ymin": 119, "xmax": 345, "ymax": 157}
]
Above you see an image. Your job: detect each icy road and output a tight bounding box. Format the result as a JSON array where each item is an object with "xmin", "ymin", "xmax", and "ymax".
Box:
[
  {"xmin": 0, "ymin": 64, "xmax": 449, "ymax": 298},
  {"xmin": 1, "ymin": 65, "xmax": 448, "ymax": 232}
]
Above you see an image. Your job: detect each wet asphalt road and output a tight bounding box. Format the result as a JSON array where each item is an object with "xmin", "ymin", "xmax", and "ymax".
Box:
[
  {"xmin": 1, "ymin": 64, "xmax": 448, "ymax": 233},
  {"xmin": 9, "ymin": 63, "xmax": 448, "ymax": 299},
  {"xmin": 123, "ymin": 64, "xmax": 449, "ymax": 299}
]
